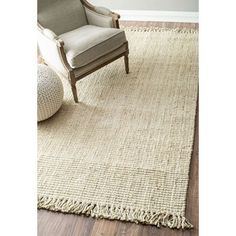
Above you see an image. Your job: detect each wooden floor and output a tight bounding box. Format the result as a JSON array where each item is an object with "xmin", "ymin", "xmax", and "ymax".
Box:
[{"xmin": 38, "ymin": 22, "xmax": 199, "ymax": 236}]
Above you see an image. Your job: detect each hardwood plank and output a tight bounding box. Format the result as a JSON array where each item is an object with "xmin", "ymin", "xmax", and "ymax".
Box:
[
  {"xmin": 38, "ymin": 212, "xmax": 95, "ymax": 236},
  {"xmin": 38, "ymin": 21, "xmax": 198, "ymax": 236},
  {"xmin": 90, "ymin": 219, "xmax": 118, "ymax": 236}
]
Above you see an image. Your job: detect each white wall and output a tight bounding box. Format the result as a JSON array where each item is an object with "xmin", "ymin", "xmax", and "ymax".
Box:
[{"xmin": 90, "ymin": 0, "xmax": 198, "ymax": 12}]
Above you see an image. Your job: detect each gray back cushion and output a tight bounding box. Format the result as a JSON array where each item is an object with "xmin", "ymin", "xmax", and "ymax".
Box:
[{"xmin": 38, "ymin": 0, "xmax": 88, "ymax": 35}]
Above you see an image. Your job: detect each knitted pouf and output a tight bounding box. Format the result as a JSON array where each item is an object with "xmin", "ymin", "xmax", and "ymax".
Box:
[{"xmin": 37, "ymin": 64, "xmax": 64, "ymax": 121}]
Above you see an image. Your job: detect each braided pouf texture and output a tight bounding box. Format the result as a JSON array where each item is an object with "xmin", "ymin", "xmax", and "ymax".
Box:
[{"xmin": 37, "ymin": 64, "xmax": 64, "ymax": 122}]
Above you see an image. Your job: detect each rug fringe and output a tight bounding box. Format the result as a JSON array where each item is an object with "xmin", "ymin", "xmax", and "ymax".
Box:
[
  {"xmin": 38, "ymin": 195, "xmax": 193, "ymax": 230},
  {"xmin": 122, "ymin": 26, "xmax": 198, "ymax": 34}
]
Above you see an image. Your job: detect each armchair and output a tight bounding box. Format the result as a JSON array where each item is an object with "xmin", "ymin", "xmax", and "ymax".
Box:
[{"xmin": 38, "ymin": 0, "xmax": 129, "ymax": 103}]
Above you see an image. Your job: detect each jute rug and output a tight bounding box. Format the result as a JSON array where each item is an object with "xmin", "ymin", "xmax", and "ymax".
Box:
[{"xmin": 38, "ymin": 27, "xmax": 198, "ymax": 229}]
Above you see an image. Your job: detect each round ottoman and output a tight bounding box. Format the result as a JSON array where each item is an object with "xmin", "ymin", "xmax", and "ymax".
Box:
[{"xmin": 37, "ymin": 64, "xmax": 64, "ymax": 121}]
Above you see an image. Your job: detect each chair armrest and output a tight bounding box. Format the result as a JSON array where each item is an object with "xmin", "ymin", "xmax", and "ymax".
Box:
[
  {"xmin": 95, "ymin": 6, "xmax": 120, "ymax": 24},
  {"xmin": 37, "ymin": 23, "xmax": 72, "ymax": 77},
  {"xmin": 81, "ymin": 0, "xmax": 120, "ymax": 28},
  {"xmin": 37, "ymin": 23, "xmax": 64, "ymax": 47},
  {"xmin": 94, "ymin": 6, "xmax": 112, "ymax": 16},
  {"xmin": 94, "ymin": 6, "xmax": 120, "ymax": 19}
]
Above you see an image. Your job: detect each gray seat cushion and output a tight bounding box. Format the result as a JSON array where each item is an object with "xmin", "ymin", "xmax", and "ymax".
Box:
[{"xmin": 59, "ymin": 25, "xmax": 127, "ymax": 68}]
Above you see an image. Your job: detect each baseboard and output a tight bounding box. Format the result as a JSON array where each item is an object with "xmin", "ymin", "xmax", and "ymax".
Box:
[{"xmin": 114, "ymin": 10, "xmax": 198, "ymax": 23}]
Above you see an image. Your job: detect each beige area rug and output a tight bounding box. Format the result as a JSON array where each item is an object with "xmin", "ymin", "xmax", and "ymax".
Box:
[{"xmin": 38, "ymin": 27, "xmax": 198, "ymax": 229}]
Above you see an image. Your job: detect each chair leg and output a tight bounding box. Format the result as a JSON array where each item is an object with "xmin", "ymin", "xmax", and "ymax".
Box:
[
  {"xmin": 124, "ymin": 55, "xmax": 129, "ymax": 74},
  {"xmin": 71, "ymin": 82, "xmax": 78, "ymax": 103},
  {"xmin": 69, "ymin": 72, "xmax": 79, "ymax": 103}
]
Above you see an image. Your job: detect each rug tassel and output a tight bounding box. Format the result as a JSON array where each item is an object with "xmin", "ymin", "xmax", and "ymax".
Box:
[{"xmin": 38, "ymin": 195, "xmax": 193, "ymax": 230}]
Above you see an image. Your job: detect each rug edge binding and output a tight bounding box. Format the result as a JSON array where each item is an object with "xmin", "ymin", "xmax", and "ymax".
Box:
[{"xmin": 38, "ymin": 195, "xmax": 193, "ymax": 230}]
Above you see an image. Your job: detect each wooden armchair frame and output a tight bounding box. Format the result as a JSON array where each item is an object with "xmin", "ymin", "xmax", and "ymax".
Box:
[{"xmin": 38, "ymin": 0, "xmax": 129, "ymax": 103}]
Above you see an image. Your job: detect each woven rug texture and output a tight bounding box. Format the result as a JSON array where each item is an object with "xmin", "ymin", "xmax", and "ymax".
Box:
[{"xmin": 38, "ymin": 27, "xmax": 198, "ymax": 229}]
